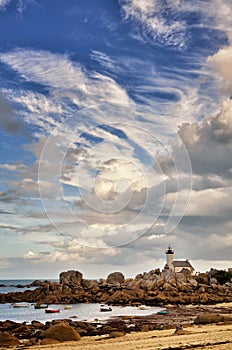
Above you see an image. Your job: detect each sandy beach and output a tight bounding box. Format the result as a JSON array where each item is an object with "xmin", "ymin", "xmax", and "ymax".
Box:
[{"xmin": 27, "ymin": 323, "xmax": 232, "ymax": 350}]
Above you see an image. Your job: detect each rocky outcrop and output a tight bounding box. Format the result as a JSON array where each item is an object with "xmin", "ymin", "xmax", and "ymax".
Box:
[
  {"xmin": 59, "ymin": 270, "xmax": 83, "ymax": 285},
  {"xmin": 107, "ymin": 272, "xmax": 125, "ymax": 284},
  {"xmin": 0, "ymin": 268, "xmax": 232, "ymax": 306}
]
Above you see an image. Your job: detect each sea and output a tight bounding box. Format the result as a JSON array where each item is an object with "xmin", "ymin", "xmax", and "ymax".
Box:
[{"xmin": 0, "ymin": 280, "xmax": 162, "ymax": 323}]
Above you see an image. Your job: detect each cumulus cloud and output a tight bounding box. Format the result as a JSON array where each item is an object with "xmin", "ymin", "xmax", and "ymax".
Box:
[
  {"xmin": 176, "ymin": 98, "xmax": 232, "ymax": 177},
  {"xmin": 183, "ymin": 188, "xmax": 232, "ymax": 217},
  {"xmin": 23, "ymin": 240, "xmax": 119, "ymax": 265},
  {"xmin": 207, "ymin": 45, "xmax": 232, "ymax": 95}
]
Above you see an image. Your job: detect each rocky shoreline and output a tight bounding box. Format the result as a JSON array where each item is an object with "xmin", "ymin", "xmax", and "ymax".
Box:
[
  {"xmin": 0, "ymin": 269, "xmax": 232, "ymax": 306},
  {"xmin": 0, "ymin": 269, "xmax": 232, "ymax": 347},
  {"xmin": 0, "ymin": 304, "xmax": 232, "ymax": 347}
]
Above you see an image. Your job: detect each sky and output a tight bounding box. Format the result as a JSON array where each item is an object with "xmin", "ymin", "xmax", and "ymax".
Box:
[{"xmin": 0, "ymin": 0, "xmax": 232, "ymax": 279}]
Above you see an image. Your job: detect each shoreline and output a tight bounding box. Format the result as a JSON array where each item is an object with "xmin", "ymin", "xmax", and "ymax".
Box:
[
  {"xmin": 22, "ymin": 323, "xmax": 232, "ymax": 350},
  {"xmin": 0, "ymin": 302, "xmax": 232, "ymax": 348}
]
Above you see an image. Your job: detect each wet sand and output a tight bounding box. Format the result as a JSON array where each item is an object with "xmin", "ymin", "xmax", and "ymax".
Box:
[{"xmin": 29, "ymin": 323, "xmax": 232, "ymax": 350}]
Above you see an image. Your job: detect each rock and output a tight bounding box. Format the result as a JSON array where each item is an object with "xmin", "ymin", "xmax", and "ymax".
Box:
[
  {"xmin": 173, "ymin": 329, "xmax": 190, "ymax": 335},
  {"xmin": 198, "ymin": 284, "xmax": 208, "ymax": 293},
  {"xmin": 143, "ymin": 271, "xmax": 153, "ymax": 280},
  {"xmin": 13, "ymin": 324, "xmax": 33, "ymax": 339},
  {"xmin": 135, "ymin": 273, "xmax": 143, "ymax": 280},
  {"xmin": 156, "ymin": 278, "xmax": 165, "ymax": 288},
  {"xmin": 139, "ymin": 324, "xmax": 154, "ymax": 332},
  {"xmin": 199, "ymin": 293, "xmax": 208, "ymax": 303},
  {"xmin": 15, "ymin": 284, "xmax": 26, "ymax": 288},
  {"xmin": 41, "ymin": 322, "xmax": 81, "ymax": 342},
  {"xmin": 194, "ymin": 314, "xmax": 226, "ymax": 324},
  {"xmin": 176, "ymin": 273, "xmax": 187, "ymax": 283},
  {"xmin": 0, "ymin": 320, "xmax": 16, "ymax": 331},
  {"xmin": 31, "ymin": 320, "xmax": 44, "ymax": 327},
  {"xmin": 41, "ymin": 338, "xmax": 61, "ymax": 345},
  {"xmin": 59, "ymin": 270, "xmax": 83, "ymax": 285},
  {"xmin": 107, "ymin": 290, "xmax": 131, "ymax": 303},
  {"xmin": 188, "ymin": 279, "xmax": 198, "ymax": 288},
  {"xmin": 82, "ymin": 279, "xmax": 99, "ymax": 291},
  {"xmin": 124, "ymin": 280, "xmax": 135, "ymax": 290},
  {"xmin": 109, "ymin": 331, "xmax": 125, "ymax": 338},
  {"xmin": 102, "ymin": 325, "xmax": 117, "ymax": 333},
  {"xmin": 1, "ymin": 268, "xmax": 232, "ymax": 306},
  {"xmin": 210, "ymin": 278, "xmax": 218, "ymax": 284},
  {"xmin": 140, "ymin": 279, "xmax": 156, "ymax": 291},
  {"xmin": 31, "ymin": 279, "xmax": 44, "ymax": 287},
  {"xmin": 124, "ymin": 278, "xmax": 133, "ymax": 284},
  {"xmin": 107, "ymin": 272, "xmax": 125, "ymax": 284},
  {"xmin": 177, "ymin": 282, "xmax": 191, "ymax": 292},
  {"xmin": 0, "ymin": 331, "xmax": 20, "ymax": 347},
  {"xmin": 24, "ymin": 338, "xmax": 38, "ymax": 346},
  {"xmin": 162, "ymin": 282, "xmax": 177, "ymax": 291},
  {"xmin": 161, "ymin": 270, "xmax": 176, "ymax": 283}
]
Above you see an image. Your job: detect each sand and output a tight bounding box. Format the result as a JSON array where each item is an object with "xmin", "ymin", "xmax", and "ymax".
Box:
[{"xmin": 29, "ymin": 323, "xmax": 232, "ymax": 350}]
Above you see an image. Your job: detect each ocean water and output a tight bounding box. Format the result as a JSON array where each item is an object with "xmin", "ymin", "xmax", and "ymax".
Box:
[
  {"xmin": 0, "ymin": 280, "xmax": 162, "ymax": 323},
  {"xmin": 0, "ymin": 303, "xmax": 162, "ymax": 323}
]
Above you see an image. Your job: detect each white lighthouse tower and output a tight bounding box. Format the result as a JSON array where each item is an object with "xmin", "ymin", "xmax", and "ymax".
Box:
[{"xmin": 166, "ymin": 245, "xmax": 174, "ymax": 270}]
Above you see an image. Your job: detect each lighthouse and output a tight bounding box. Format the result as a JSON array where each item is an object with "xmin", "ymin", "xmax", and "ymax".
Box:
[
  {"xmin": 166, "ymin": 245, "xmax": 174, "ymax": 270},
  {"xmin": 164, "ymin": 246, "xmax": 195, "ymax": 275}
]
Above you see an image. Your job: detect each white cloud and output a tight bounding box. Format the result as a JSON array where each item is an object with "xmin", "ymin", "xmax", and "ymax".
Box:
[
  {"xmin": 0, "ymin": 49, "xmax": 131, "ymax": 108},
  {"xmin": 0, "ymin": 0, "xmax": 32, "ymax": 13},
  {"xmin": 185, "ymin": 188, "xmax": 232, "ymax": 217},
  {"xmin": 23, "ymin": 241, "xmax": 118, "ymax": 265},
  {"xmin": 119, "ymin": 0, "xmax": 232, "ymax": 47},
  {"xmin": 119, "ymin": 0, "xmax": 186, "ymax": 48},
  {"xmin": 0, "ymin": 0, "xmax": 10, "ymax": 11},
  {"xmin": 90, "ymin": 50, "xmax": 116, "ymax": 70},
  {"xmin": 176, "ymin": 98, "xmax": 232, "ymax": 176},
  {"xmin": 207, "ymin": 45, "xmax": 232, "ymax": 94},
  {"xmin": 0, "ymin": 88, "xmax": 72, "ymax": 138},
  {"xmin": 1, "ymin": 3, "xmax": 232, "ymax": 276}
]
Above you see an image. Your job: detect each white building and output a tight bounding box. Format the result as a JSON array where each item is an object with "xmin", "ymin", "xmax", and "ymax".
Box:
[{"xmin": 164, "ymin": 246, "xmax": 195, "ymax": 275}]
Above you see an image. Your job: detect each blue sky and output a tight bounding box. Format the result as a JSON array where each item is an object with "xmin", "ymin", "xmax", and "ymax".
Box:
[{"xmin": 0, "ymin": 0, "xmax": 232, "ymax": 279}]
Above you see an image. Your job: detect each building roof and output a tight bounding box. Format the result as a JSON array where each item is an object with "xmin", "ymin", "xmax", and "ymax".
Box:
[{"xmin": 173, "ymin": 260, "xmax": 194, "ymax": 269}]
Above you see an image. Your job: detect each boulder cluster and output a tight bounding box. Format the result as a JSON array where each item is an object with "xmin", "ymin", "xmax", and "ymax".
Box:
[
  {"xmin": 0, "ymin": 268, "xmax": 231, "ymax": 305},
  {"xmin": 0, "ymin": 321, "xmax": 81, "ymax": 347}
]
